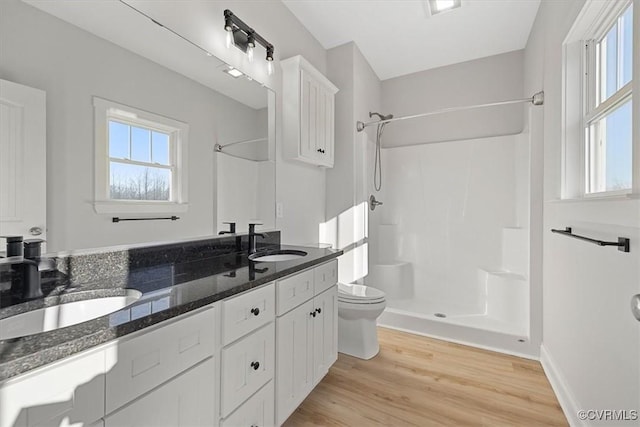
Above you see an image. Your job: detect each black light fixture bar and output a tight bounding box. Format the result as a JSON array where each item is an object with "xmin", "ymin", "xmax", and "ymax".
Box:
[{"xmin": 224, "ymin": 9, "xmax": 274, "ymax": 60}]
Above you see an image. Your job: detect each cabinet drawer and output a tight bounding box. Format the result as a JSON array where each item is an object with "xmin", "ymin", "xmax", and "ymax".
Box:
[
  {"xmin": 0, "ymin": 347, "xmax": 105, "ymax": 427},
  {"xmin": 276, "ymin": 269, "xmax": 314, "ymax": 316},
  {"xmin": 105, "ymin": 306, "xmax": 215, "ymax": 414},
  {"xmin": 314, "ymin": 260, "xmax": 338, "ymax": 295},
  {"xmin": 221, "ymin": 381, "xmax": 274, "ymax": 427},
  {"xmin": 105, "ymin": 358, "xmax": 216, "ymax": 427},
  {"xmin": 222, "ymin": 283, "xmax": 275, "ymax": 345},
  {"xmin": 221, "ymin": 323, "xmax": 275, "ymax": 417}
]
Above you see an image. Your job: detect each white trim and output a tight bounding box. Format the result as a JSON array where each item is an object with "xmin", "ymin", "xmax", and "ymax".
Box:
[
  {"xmin": 539, "ymin": 344, "xmax": 585, "ymax": 427},
  {"xmin": 562, "ymin": 0, "xmax": 635, "ymax": 199},
  {"xmin": 93, "ymin": 96, "xmax": 189, "ymax": 214}
]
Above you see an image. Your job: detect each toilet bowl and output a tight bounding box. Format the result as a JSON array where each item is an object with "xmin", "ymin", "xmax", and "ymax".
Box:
[{"xmin": 337, "ymin": 282, "xmax": 386, "ymax": 360}]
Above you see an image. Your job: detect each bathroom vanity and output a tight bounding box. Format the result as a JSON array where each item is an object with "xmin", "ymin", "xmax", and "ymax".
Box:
[{"xmin": 0, "ymin": 235, "xmax": 340, "ymax": 427}]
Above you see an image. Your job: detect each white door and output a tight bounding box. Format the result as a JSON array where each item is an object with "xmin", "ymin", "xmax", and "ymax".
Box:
[
  {"xmin": 0, "ymin": 79, "xmax": 46, "ymax": 251},
  {"xmin": 275, "ymin": 300, "xmax": 314, "ymax": 426},
  {"xmin": 312, "ymin": 286, "xmax": 338, "ymax": 384}
]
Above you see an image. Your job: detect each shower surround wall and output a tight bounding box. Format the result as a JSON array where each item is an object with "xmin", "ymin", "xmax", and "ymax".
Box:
[
  {"xmin": 372, "ymin": 134, "xmax": 529, "ymax": 326},
  {"xmin": 371, "ymin": 49, "xmax": 537, "ymax": 356}
]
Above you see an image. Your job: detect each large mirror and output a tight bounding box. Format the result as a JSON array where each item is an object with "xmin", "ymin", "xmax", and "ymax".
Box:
[{"xmin": 0, "ymin": 0, "xmax": 275, "ymax": 253}]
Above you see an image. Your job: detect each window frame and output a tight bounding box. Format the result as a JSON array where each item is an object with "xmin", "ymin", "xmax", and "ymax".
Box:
[
  {"xmin": 93, "ymin": 97, "xmax": 189, "ymax": 214},
  {"xmin": 582, "ymin": 2, "xmax": 634, "ymax": 196},
  {"xmin": 560, "ymin": 0, "xmax": 640, "ymax": 200}
]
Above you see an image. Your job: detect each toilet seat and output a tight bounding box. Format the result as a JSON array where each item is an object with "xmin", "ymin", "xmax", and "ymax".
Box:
[{"xmin": 338, "ymin": 282, "xmax": 386, "ymax": 304}]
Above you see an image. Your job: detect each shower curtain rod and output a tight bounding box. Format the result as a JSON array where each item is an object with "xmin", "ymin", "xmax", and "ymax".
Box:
[
  {"xmin": 356, "ymin": 91, "xmax": 544, "ymax": 132},
  {"xmin": 214, "ymin": 136, "xmax": 267, "ymax": 152}
]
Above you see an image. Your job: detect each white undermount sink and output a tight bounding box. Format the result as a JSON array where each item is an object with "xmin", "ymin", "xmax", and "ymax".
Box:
[
  {"xmin": 0, "ymin": 289, "xmax": 142, "ymax": 340},
  {"xmin": 249, "ymin": 249, "xmax": 308, "ymax": 262}
]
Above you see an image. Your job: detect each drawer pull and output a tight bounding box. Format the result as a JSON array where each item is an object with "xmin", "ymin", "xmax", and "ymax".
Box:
[
  {"xmin": 315, "ymin": 308, "xmax": 322, "ymax": 314},
  {"xmin": 250, "ymin": 307, "xmax": 260, "ymax": 316},
  {"xmin": 310, "ymin": 311, "xmax": 316, "ymax": 318},
  {"xmin": 250, "ymin": 361, "xmax": 260, "ymax": 370}
]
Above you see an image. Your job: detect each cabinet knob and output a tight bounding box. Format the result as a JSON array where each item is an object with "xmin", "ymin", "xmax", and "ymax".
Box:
[
  {"xmin": 315, "ymin": 308, "xmax": 322, "ymax": 314},
  {"xmin": 251, "ymin": 361, "xmax": 260, "ymax": 370},
  {"xmin": 310, "ymin": 311, "xmax": 316, "ymax": 317},
  {"xmin": 251, "ymin": 307, "xmax": 260, "ymax": 316}
]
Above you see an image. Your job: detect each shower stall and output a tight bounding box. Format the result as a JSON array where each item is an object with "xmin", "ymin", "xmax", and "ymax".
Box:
[{"xmin": 358, "ymin": 94, "xmax": 543, "ymax": 356}]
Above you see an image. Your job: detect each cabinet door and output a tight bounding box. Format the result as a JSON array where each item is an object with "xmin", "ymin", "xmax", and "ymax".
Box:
[
  {"xmin": 221, "ymin": 381, "xmax": 274, "ymax": 427},
  {"xmin": 315, "ymin": 86, "xmax": 334, "ymax": 167},
  {"xmin": 0, "ymin": 347, "xmax": 105, "ymax": 427},
  {"xmin": 300, "ymin": 69, "xmax": 320, "ymax": 162},
  {"xmin": 275, "ymin": 300, "xmax": 314, "ymax": 426},
  {"xmin": 104, "ymin": 357, "xmax": 216, "ymax": 427},
  {"xmin": 221, "ymin": 323, "xmax": 275, "ymax": 417},
  {"xmin": 312, "ymin": 286, "xmax": 338, "ymax": 385}
]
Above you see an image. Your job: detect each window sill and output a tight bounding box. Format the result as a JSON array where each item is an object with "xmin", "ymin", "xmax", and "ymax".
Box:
[
  {"xmin": 94, "ymin": 201, "xmax": 189, "ymax": 214},
  {"xmin": 547, "ymin": 193, "xmax": 639, "ymax": 204}
]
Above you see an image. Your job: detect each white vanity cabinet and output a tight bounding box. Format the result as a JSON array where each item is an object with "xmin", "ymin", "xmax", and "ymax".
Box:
[
  {"xmin": 0, "ymin": 304, "xmax": 218, "ymax": 427},
  {"xmin": 275, "ymin": 260, "xmax": 338, "ymax": 426},
  {"xmin": 282, "ymin": 55, "xmax": 338, "ymax": 168},
  {"xmin": 0, "ymin": 258, "xmax": 339, "ymax": 427}
]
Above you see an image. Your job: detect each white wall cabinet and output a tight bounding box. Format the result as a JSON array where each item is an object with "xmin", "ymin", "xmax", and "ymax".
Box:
[
  {"xmin": 282, "ymin": 55, "xmax": 338, "ymax": 168},
  {"xmin": 275, "ymin": 260, "xmax": 338, "ymax": 426}
]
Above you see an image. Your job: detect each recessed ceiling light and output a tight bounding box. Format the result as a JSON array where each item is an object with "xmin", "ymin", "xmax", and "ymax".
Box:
[
  {"xmin": 223, "ymin": 67, "xmax": 244, "ymax": 78},
  {"xmin": 424, "ymin": 0, "xmax": 461, "ymax": 16}
]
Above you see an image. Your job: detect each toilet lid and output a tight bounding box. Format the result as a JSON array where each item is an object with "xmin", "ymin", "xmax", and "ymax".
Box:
[{"xmin": 338, "ymin": 282, "xmax": 386, "ymax": 303}]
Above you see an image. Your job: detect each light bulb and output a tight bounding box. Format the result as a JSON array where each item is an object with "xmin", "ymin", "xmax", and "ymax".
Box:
[
  {"xmin": 247, "ymin": 45, "xmax": 254, "ymax": 63},
  {"xmin": 267, "ymin": 60, "xmax": 274, "ymax": 76},
  {"xmin": 225, "ymin": 31, "xmax": 233, "ymax": 49}
]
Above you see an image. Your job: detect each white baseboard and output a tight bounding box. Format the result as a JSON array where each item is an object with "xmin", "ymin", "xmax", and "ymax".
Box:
[{"xmin": 539, "ymin": 344, "xmax": 585, "ymax": 427}]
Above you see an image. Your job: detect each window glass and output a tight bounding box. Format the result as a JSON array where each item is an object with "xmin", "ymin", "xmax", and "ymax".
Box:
[
  {"xmin": 109, "ymin": 162, "xmax": 171, "ymax": 201},
  {"xmin": 109, "ymin": 121, "xmax": 130, "ymax": 159},
  {"xmin": 599, "ymin": 22, "xmax": 618, "ymax": 103},
  {"xmin": 152, "ymin": 131, "xmax": 170, "ymax": 165},
  {"xmin": 131, "ymin": 126, "xmax": 151, "ymax": 163},
  {"xmin": 621, "ymin": 5, "xmax": 633, "ymax": 87},
  {"xmin": 587, "ymin": 99, "xmax": 632, "ymax": 192}
]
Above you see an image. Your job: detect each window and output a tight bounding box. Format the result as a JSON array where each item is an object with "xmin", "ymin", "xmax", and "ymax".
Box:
[
  {"xmin": 93, "ymin": 97, "xmax": 189, "ymax": 214},
  {"xmin": 584, "ymin": 3, "xmax": 633, "ymax": 194},
  {"xmin": 563, "ymin": 0, "xmax": 634, "ymax": 198}
]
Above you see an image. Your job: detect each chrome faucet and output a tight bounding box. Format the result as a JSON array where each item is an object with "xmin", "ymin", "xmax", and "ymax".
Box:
[{"xmin": 248, "ymin": 223, "xmax": 268, "ymax": 255}]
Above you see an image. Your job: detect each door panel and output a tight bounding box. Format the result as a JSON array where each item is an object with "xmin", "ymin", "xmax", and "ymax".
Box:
[{"xmin": 0, "ymin": 79, "xmax": 46, "ymax": 249}]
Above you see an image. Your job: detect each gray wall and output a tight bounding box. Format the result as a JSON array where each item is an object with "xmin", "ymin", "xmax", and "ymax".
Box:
[
  {"xmin": 525, "ymin": 0, "xmax": 640, "ymax": 424},
  {"xmin": 325, "ymin": 42, "xmax": 382, "ymax": 283},
  {"xmin": 381, "ymin": 50, "xmax": 525, "ymax": 147}
]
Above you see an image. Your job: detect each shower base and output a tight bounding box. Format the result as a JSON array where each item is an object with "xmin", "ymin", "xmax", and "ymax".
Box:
[{"xmin": 379, "ymin": 298, "xmax": 534, "ymax": 358}]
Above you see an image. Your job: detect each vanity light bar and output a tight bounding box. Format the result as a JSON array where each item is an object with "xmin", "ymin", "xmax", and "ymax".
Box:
[{"xmin": 224, "ymin": 9, "xmax": 275, "ymax": 74}]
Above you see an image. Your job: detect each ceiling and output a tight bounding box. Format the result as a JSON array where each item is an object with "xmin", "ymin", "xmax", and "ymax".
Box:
[{"xmin": 282, "ymin": 0, "xmax": 541, "ymax": 80}]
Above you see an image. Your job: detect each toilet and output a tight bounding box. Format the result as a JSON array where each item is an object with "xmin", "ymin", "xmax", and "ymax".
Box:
[{"xmin": 337, "ymin": 282, "xmax": 387, "ymax": 360}]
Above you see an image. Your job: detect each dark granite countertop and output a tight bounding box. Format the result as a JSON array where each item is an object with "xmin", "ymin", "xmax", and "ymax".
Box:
[{"xmin": 0, "ymin": 244, "xmax": 341, "ymax": 381}]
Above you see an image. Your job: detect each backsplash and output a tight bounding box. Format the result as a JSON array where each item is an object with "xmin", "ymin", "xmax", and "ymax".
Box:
[{"xmin": 0, "ymin": 232, "xmax": 280, "ymax": 300}]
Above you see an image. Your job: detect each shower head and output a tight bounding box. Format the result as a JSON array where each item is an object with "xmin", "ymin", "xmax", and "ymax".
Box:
[{"xmin": 369, "ymin": 112, "xmax": 393, "ymax": 121}]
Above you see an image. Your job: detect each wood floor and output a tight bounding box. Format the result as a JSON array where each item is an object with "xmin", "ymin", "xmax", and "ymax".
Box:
[{"xmin": 283, "ymin": 328, "xmax": 567, "ymax": 427}]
